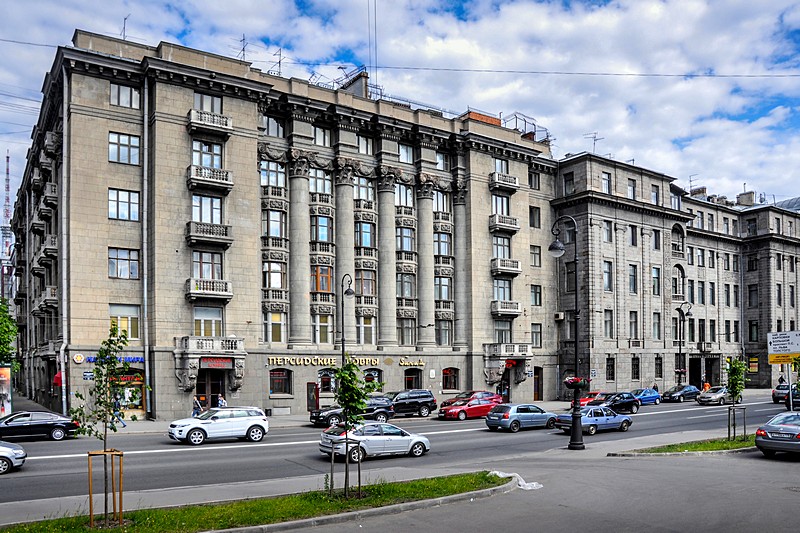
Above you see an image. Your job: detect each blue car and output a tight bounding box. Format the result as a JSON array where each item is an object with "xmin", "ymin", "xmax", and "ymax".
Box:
[
  {"xmin": 631, "ymin": 388, "xmax": 661, "ymax": 405},
  {"xmin": 554, "ymin": 407, "xmax": 632, "ymax": 435},
  {"xmin": 485, "ymin": 403, "xmax": 558, "ymax": 432}
]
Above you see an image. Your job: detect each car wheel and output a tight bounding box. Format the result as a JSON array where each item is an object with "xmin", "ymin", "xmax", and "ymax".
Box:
[
  {"xmin": 619, "ymin": 420, "xmax": 631, "ymax": 432},
  {"xmin": 349, "ymin": 446, "xmax": 364, "ymax": 463},
  {"xmin": 374, "ymin": 413, "xmax": 388, "ymax": 423},
  {"xmin": 50, "ymin": 427, "xmax": 66, "ymax": 441},
  {"xmin": 654, "ymin": 398, "xmax": 660, "ymax": 405},
  {"xmin": 187, "ymin": 429, "xmax": 206, "ymax": 445},
  {"xmin": 419, "ymin": 406, "xmax": 430, "ymax": 417},
  {"xmin": 760, "ymin": 449, "xmax": 777, "ymax": 458},
  {"xmin": 678, "ymin": 395, "xmax": 685, "ymax": 403},
  {"xmin": 545, "ymin": 417, "xmax": 556, "ymax": 429},
  {"xmin": 457, "ymin": 411, "xmax": 467, "ymax": 421},
  {"xmin": 0, "ymin": 457, "xmax": 11, "ymax": 475},
  {"xmin": 629, "ymin": 404, "xmax": 639, "ymax": 414},
  {"xmin": 509, "ymin": 420, "xmax": 521, "ymax": 433},
  {"xmin": 409, "ymin": 442, "xmax": 426, "ymax": 457},
  {"xmin": 719, "ymin": 398, "xmax": 725, "ymax": 406},
  {"xmin": 327, "ymin": 415, "xmax": 341, "ymax": 427},
  {"xmin": 586, "ymin": 425, "xmax": 597, "ymax": 436},
  {"xmin": 247, "ymin": 426, "xmax": 265, "ymax": 442}
]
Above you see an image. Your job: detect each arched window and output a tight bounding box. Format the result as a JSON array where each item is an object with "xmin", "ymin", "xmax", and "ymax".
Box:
[
  {"xmin": 404, "ymin": 368, "xmax": 422, "ymax": 389},
  {"xmin": 364, "ymin": 368, "xmax": 383, "ymax": 391},
  {"xmin": 442, "ymin": 367, "xmax": 459, "ymax": 390},
  {"xmin": 318, "ymin": 368, "xmax": 337, "ymax": 393},
  {"xmin": 269, "ymin": 368, "xmax": 292, "ymax": 395}
]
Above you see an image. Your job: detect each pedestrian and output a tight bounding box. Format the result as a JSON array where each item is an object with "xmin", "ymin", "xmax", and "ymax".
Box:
[
  {"xmin": 779, "ymin": 374, "xmax": 786, "ymax": 385},
  {"xmin": 112, "ymin": 396, "xmax": 127, "ymax": 428},
  {"xmin": 652, "ymin": 382, "xmax": 659, "ymax": 392},
  {"xmin": 192, "ymin": 395, "xmax": 203, "ymax": 417},
  {"xmin": 217, "ymin": 394, "xmax": 227, "ymax": 407}
]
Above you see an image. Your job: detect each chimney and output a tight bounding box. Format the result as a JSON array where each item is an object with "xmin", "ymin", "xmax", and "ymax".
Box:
[
  {"xmin": 736, "ymin": 191, "xmax": 755, "ymax": 206},
  {"xmin": 690, "ymin": 186, "xmax": 707, "ymax": 198}
]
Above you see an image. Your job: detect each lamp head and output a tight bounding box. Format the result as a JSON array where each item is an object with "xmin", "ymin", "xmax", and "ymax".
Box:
[
  {"xmin": 344, "ymin": 287, "xmax": 355, "ymax": 299},
  {"xmin": 548, "ymin": 238, "xmax": 566, "ymax": 258}
]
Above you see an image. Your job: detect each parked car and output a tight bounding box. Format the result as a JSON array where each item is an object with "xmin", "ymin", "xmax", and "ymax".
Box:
[
  {"xmin": 0, "ymin": 440, "xmax": 26, "ymax": 475},
  {"xmin": 578, "ymin": 391, "xmax": 601, "ymax": 406},
  {"xmin": 785, "ymin": 387, "xmax": 800, "ymax": 411},
  {"xmin": 440, "ymin": 390, "xmax": 503, "ymax": 408},
  {"xmin": 167, "ymin": 406, "xmax": 269, "ymax": 445},
  {"xmin": 381, "ymin": 390, "xmax": 438, "ymax": 417},
  {"xmin": 0, "ymin": 411, "xmax": 79, "ymax": 441},
  {"xmin": 631, "ymin": 388, "xmax": 661, "ymax": 405},
  {"xmin": 755, "ymin": 412, "xmax": 800, "ymax": 458},
  {"xmin": 485, "ymin": 403, "xmax": 558, "ymax": 432},
  {"xmin": 554, "ymin": 407, "xmax": 632, "ymax": 435},
  {"xmin": 438, "ymin": 399, "xmax": 497, "ymax": 421},
  {"xmin": 309, "ymin": 397, "xmax": 395, "ymax": 427},
  {"xmin": 661, "ymin": 384, "xmax": 701, "ymax": 402},
  {"xmin": 588, "ymin": 392, "xmax": 640, "ymax": 413},
  {"xmin": 696, "ymin": 386, "xmax": 741, "ymax": 405},
  {"xmin": 772, "ymin": 383, "xmax": 795, "ymax": 404},
  {"xmin": 319, "ymin": 422, "xmax": 431, "ymax": 462}
]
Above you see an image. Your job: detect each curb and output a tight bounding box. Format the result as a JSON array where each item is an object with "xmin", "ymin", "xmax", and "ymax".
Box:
[
  {"xmin": 204, "ymin": 476, "xmax": 518, "ymax": 533},
  {"xmin": 607, "ymin": 446, "xmax": 759, "ymax": 457}
]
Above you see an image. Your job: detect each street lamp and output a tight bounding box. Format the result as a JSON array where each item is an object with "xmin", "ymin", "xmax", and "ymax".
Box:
[
  {"xmin": 676, "ymin": 301, "xmax": 692, "ymax": 386},
  {"xmin": 339, "ymin": 273, "xmax": 355, "ymax": 490},
  {"xmin": 549, "ymin": 214, "xmax": 584, "ymax": 451}
]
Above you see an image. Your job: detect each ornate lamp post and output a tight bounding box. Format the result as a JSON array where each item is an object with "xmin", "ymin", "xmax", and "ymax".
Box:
[
  {"xmin": 340, "ymin": 273, "xmax": 355, "ymax": 490},
  {"xmin": 676, "ymin": 301, "xmax": 692, "ymax": 386},
  {"xmin": 549, "ymin": 214, "xmax": 584, "ymax": 451}
]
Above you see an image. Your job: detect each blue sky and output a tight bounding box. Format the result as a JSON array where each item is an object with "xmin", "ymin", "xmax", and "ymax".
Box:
[{"xmin": 1, "ymin": 0, "xmax": 799, "ymax": 203}]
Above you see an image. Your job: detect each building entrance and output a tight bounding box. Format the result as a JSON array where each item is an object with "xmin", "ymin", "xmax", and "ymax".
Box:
[
  {"xmin": 533, "ymin": 366, "xmax": 543, "ymax": 401},
  {"xmin": 196, "ymin": 369, "xmax": 225, "ymax": 409}
]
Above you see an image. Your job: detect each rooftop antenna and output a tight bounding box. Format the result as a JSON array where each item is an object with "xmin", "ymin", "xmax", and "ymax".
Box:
[
  {"xmin": 237, "ymin": 34, "xmax": 248, "ymax": 61},
  {"xmin": 626, "ymin": 158, "xmax": 635, "ymax": 165},
  {"xmin": 122, "ymin": 13, "xmax": 131, "ymax": 41},
  {"xmin": 270, "ymin": 48, "xmax": 283, "ymax": 76},
  {"xmin": 688, "ymin": 174, "xmax": 698, "ymax": 192},
  {"xmin": 583, "ymin": 132, "xmax": 604, "ymax": 153}
]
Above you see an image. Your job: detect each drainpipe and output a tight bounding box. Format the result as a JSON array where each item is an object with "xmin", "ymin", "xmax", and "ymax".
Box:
[
  {"xmin": 142, "ymin": 76, "xmax": 152, "ymax": 418},
  {"xmin": 58, "ymin": 65, "xmax": 69, "ymax": 416},
  {"xmin": 25, "ymin": 188, "xmax": 32, "ymax": 399}
]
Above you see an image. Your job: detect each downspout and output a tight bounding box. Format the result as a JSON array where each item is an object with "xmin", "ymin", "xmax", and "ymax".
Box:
[
  {"xmin": 142, "ymin": 76, "xmax": 152, "ymax": 418},
  {"xmin": 25, "ymin": 188, "xmax": 32, "ymax": 399},
  {"xmin": 58, "ymin": 65, "xmax": 69, "ymax": 416}
]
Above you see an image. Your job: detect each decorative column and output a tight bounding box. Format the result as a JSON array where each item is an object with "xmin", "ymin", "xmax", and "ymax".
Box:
[
  {"xmin": 452, "ymin": 178, "xmax": 469, "ymax": 348},
  {"xmin": 288, "ymin": 149, "xmax": 313, "ymax": 345},
  {"xmin": 416, "ymin": 174, "xmax": 436, "ymax": 346},
  {"xmin": 377, "ymin": 166, "xmax": 400, "ymax": 346},
  {"xmin": 334, "ymin": 157, "xmax": 357, "ymax": 346}
]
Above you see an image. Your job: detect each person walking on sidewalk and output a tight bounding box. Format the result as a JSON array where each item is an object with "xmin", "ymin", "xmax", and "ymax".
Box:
[
  {"xmin": 192, "ymin": 395, "xmax": 203, "ymax": 417},
  {"xmin": 112, "ymin": 396, "xmax": 127, "ymax": 428},
  {"xmin": 217, "ymin": 394, "xmax": 227, "ymax": 407}
]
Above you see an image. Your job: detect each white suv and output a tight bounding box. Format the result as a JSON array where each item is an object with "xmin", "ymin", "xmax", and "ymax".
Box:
[{"xmin": 168, "ymin": 407, "xmax": 269, "ymax": 445}]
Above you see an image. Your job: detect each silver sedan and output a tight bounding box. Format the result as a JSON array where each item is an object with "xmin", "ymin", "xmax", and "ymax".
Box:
[{"xmin": 319, "ymin": 422, "xmax": 431, "ymax": 462}]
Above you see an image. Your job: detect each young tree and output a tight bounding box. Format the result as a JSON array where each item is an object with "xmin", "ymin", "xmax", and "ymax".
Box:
[
  {"xmin": 0, "ymin": 298, "xmax": 19, "ymax": 373},
  {"xmin": 726, "ymin": 357, "xmax": 747, "ymax": 439}
]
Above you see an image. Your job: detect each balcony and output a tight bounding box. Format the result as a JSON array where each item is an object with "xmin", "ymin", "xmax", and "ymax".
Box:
[
  {"xmin": 33, "ymin": 285, "xmax": 58, "ymax": 312},
  {"xmin": 311, "ymin": 292, "xmax": 336, "ymax": 304},
  {"xmin": 31, "ymin": 169, "xmax": 44, "ymax": 192},
  {"xmin": 310, "ymin": 242, "xmax": 335, "ymax": 254},
  {"xmin": 261, "ymin": 288, "xmax": 289, "ymax": 301},
  {"xmin": 629, "ymin": 339, "xmax": 643, "ymax": 348},
  {"xmin": 489, "ymin": 214, "xmax": 520, "ymax": 234},
  {"xmin": 435, "ymin": 300, "xmax": 454, "ymax": 311},
  {"xmin": 43, "ymin": 182, "xmax": 58, "ymax": 207},
  {"xmin": 395, "ymin": 206, "xmax": 414, "ymax": 217},
  {"xmin": 175, "ymin": 335, "xmax": 246, "ymax": 354},
  {"xmin": 185, "ymin": 221, "xmax": 234, "ymax": 249},
  {"xmin": 396, "ymin": 250, "xmax": 417, "ymax": 263},
  {"xmin": 261, "ymin": 236, "xmax": 289, "ymax": 250},
  {"xmin": 38, "ymin": 196, "xmax": 53, "ymax": 220},
  {"xmin": 435, "ymin": 255, "xmax": 454, "ymax": 266},
  {"xmin": 433, "ymin": 212, "xmax": 452, "ymax": 223},
  {"xmin": 491, "ymin": 300, "xmax": 522, "ymax": 317},
  {"xmin": 396, "ymin": 297, "xmax": 418, "ymax": 309},
  {"xmin": 261, "ymin": 185, "xmax": 287, "ymax": 199},
  {"xmin": 186, "ymin": 109, "xmax": 233, "ymax": 137},
  {"xmin": 484, "ymin": 343, "xmax": 533, "ymax": 358},
  {"xmin": 186, "ymin": 165, "xmax": 234, "ymax": 195},
  {"xmin": 44, "ymin": 131, "xmax": 60, "ymax": 156},
  {"xmin": 671, "ymin": 242, "xmax": 684, "ymax": 258},
  {"xmin": 35, "ymin": 234, "xmax": 58, "ymax": 266},
  {"xmin": 698, "ymin": 342, "xmax": 713, "ymax": 353},
  {"xmin": 490, "ymin": 257, "xmax": 521, "ymax": 276},
  {"xmin": 354, "ymin": 199, "xmax": 375, "ymax": 211},
  {"xmin": 310, "ymin": 192, "xmax": 332, "ymax": 205},
  {"xmin": 672, "ymin": 293, "xmax": 685, "ymax": 302},
  {"xmin": 185, "ymin": 278, "xmax": 233, "ymax": 301},
  {"xmin": 355, "ymin": 247, "xmax": 378, "ymax": 259},
  {"xmin": 356, "ymin": 295, "xmax": 377, "ymax": 306},
  {"xmin": 489, "ymin": 171, "xmax": 520, "ymax": 192},
  {"xmin": 30, "ymin": 213, "xmax": 45, "ymax": 234}
]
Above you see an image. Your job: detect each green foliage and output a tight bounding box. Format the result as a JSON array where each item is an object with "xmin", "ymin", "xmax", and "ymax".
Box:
[
  {"xmin": 0, "ymin": 298, "xmax": 19, "ymax": 373},
  {"xmin": 639, "ymin": 434, "xmax": 755, "ymax": 453},
  {"xmin": 727, "ymin": 357, "xmax": 747, "ymax": 402},
  {"xmin": 334, "ymin": 357, "xmax": 382, "ymax": 428},
  {"xmin": 69, "ymin": 325, "xmax": 131, "ymax": 449}
]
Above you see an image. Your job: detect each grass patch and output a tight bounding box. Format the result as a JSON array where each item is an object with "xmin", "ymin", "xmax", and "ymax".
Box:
[
  {"xmin": 638, "ymin": 434, "xmax": 756, "ymax": 453},
  {"xmin": 2, "ymin": 471, "xmax": 508, "ymax": 533}
]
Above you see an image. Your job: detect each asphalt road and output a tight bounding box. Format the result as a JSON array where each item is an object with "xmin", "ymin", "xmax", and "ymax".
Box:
[{"xmin": 2, "ymin": 392, "xmax": 785, "ymax": 505}]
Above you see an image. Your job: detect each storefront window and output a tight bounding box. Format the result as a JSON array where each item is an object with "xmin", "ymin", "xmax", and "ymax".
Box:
[
  {"xmin": 364, "ymin": 368, "xmax": 383, "ymax": 392},
  {"xmin": 270, "ymin": 368, "xmax": 292, "ymax": 395},
  {"xmin": 443, "ymin": 367, "xmax": 459, "ymax": 390},
  {"xmin": 404, "ymin": 368, "xmax": 422, "ymax": 389},
  {"xmin": 318, "ymin": 368, "xmax": 336, "ymax": 393}
]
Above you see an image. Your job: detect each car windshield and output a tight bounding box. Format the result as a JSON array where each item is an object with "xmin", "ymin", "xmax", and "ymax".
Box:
[
  {"xmin": 594, "ymin": 393, "xmax": 614, "ymax": 401},
  {"xmin": 664, "ymin": 386, "xmax": 683, "ymax": 394},
  {"xmin": 490, "ymin": 405, "xmax": 510, "ymax": 414},
  {"xmin": 195, "ymin": 409, "xmax": 224, "ymax": 420},
  {"xmin": 707, "ymin": 387, "xmax": 725, "ymax": 393},
  {"xmin": 767, "ymin": 413, "xmax": 800, "ymax": 426},
  {"xmin": 382, "ymin": 392, "xmax": 399, "ymax": 400},
  {"xmin": 451, "ymin": 400, "xmax": 468, "ymax": 406},
  {"xmin": 631, "ymin": 389, "xmax": 645, "ymax": 396},
  {"xmin": 455, "ymin": 392, "xmax": 474, "ymax": 399},
  {"xmin": 775, "ymin": 384, "xmax": 789, "ymax": 390}
]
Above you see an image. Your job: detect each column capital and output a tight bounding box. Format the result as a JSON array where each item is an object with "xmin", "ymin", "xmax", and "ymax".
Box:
[
  {"xmin": 377, "ymin": 165, "xmax": 402, "ymax": 192},
  {"xmin": 453, "ymin": 178, "xmax": 468, "ymax": 205},
  {"xmin": 333, "ymin": 157, "xmax": 362, "ymax": 186}
]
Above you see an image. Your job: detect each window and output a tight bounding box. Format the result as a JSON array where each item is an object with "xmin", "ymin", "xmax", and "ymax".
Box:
[
  {"xmin": 108, "ymin": 132, "xmax": 140, "ymax": 164},
  {"xmin": 602, "ymin": 220, "xmax": 613, "ymax": 242},
  {"xmin": 723, "ymin": 253, "xmax": 730, "ymax": 270},
  {"xmin": 109, "ymin": 304, "xmax": 139, "ymax": 339},
  {"xmin": 652, "ymin": 229, "xmax": 661, "ymax": 250},
  {"xmin": 312, "ymin": 314, "xmax": 332, "ymax": 344},
  {"xmin": 629, "ymin": 225, "xmax": 638, "ymax": 246},
  {"xmin": 687, "ymin": 246, "xmax": 694, "ymax": 265},
  {"xmin": 492, "ymin": 235, "xmax": 511, "ymax": 258},
  {"xmin": 356, "ymin": 316, "xmax": 375, "ymax": 344},
  {"xmin": 652, "ymin": 267, "xmax": 661, "ymax": 296},
  {"xmin": 697, "ymin": 281, "xmax": 705, "ymax": 305},
  {"xmin": 531, "ymin": 285, "xmax": 542, "ymax": 306},
  {"xmin": 564, "ymin": 224, "xmax": 576, "ymax": 244},
  {"xmin": 529, "ymin": 206, "xmax": 541, "ymax": 228},
  {"xmin": 734, "ymin": 285, "xmax": 739, "ymax": 307},
  {"xmin": 688, "ymin": 318, "xmax": 695, "ymax": 342},
  {"xmin": 566, "ymin": 261, "xmax": 577, "ymax": 292},
  {"xmin": 355, "ymin": 270, "xmax": 376, "ymax": 296},
  {"xmin": 529, "ymin": 171, "xmax": 540, "ymax": 190},
  {"xmin": 749, "ymin": 321, "xmax": 759, "ymax": 342},
  {"xmin": 603, "ymin": 261, "xmax": 613, "ymax": 291},
  {"xmin": 492, "ymin": 194, "xmax": 510, "ymax": 216},
  {"xmin": 733, "ymin": 321, "xmax": 740, "ymax": 342},
  {"xmin": 262, "ymin": 116, "xmax": 284, "ymax": 137},
  {"xmin": 436, "ymin": 321, "xmax": 452, "ymax": 346},
  {"xmin": 355, "ymin": 222, "xmax": 375, "ymax": 247},
  {"xmin": 494, "ymin": 158, "xmax": 509, "ymax": 174},
  {"xmin": 566, "ymin": 311, "xmax": 576, "ymax": 340},
  {"xmin": 108, "ymin": 189, "xmax": 139, "ymax": 221},
  {"xmin": 687, "ymin": 209, "xmax": 693, "ymax": 228},
  {"xmin": 777, "ymin": 253, "xmax": 783, "ymax": 271},
  {"xmin": 632, "ymin": 356, "xmax": 641, "ymax": 381},
  {"xmin": 672, "ymin": 317, "xmax": 679, "ymax": 340},
  {"xmin": 733, "ymin": 255, "xmax": 739, "ymax": 272},
  {"xmin": 651, "ymin": 185, "xmax": 659, "ymax": 205},
  {"xmin": 194, "ymin": 306, "xmax": 222, "ymax": 337},
  {"xmin": 708, "ymin": 213, "xmax": 714, "ymax": 231},
  {"xmin": 688, "ymin": 280, "xmax": 695, "ymax": 303},
  {"xmin": 194, "ymin": 93, "xmax": 221, "ymax": 113},
  {"xmin": 747, "ymin": 254, "xmax": 758, "ymax": 271},
  {"xmin": 671, "ymin": 192, "xmax": 681, "ymax": 210},
  {"xmin": 708, "ymin": 252, "xmax": 715, "ymax": 269},
  {"xmin": 395, "ymin": 183, "xmax": 414, "ymax": 207},
  {"xmin": 629, "ymin": 264, "xmax": 638, "ymax": 293},
  {"xmin": 563, "ymin": 172, "xmax": 575, "ymax": 195},
  {"xmin": 434, "ymin": 233, "xmax": 451, "ymax": 256},
  {"xmin": 108, "ymin": 248, "xmax": 139, "ymax": 279},
  {"xmin": 263, "ymin": 311, "xmax": 285, "ymax": 343},
  {"xmin": 709, "ymin": 282, "xmax": 716, "ymax": 305},
  {"xmin": 193, "ymin": 195, "xmax": 221, "ymax": 224},
  {"xmin": 192, "ymin": 139, "xmax": 221, "ymax": 169},
  {"xmin": 399, "ymin": 143, "xmax": 413, "ymax": 163},
  {"xmin": 433, "ymin": 190, "xmax": 450, "ymax": 212},
  {"xmin": 436, "ymin": 152, "xmax": 449, "ymax": 171},
  {"xmin": 697, "ymin": 248, "xmax": 705, "ymax": 267},
  {"xmin": 442, "ymin": 367, "xmax": 459, "ymax": 388},
  {"xmin": 531, "ymin": 323, "xmax": 542, "ymax": 348},
  {"xmin": 601, "ymin": 172, "xmax": 611, "ymax": 194},
  {"xmin": 396, "ymin": 227, "xmax": 415, "ymax": 251},
  {"xmin": 493, "ymin": 279, "xmax": 511, "ymax": 301},
  {"xmin": 311, "ymin": 216, "xmax": 333, "ymax": 242},
  {"xmin": 697, "ymin": 211, "xmax": 704, "ymax": 230},
  {"xmin": 724, "ymin": 320, "xmax": 731, "ymax": 342},
  {"xmin": 792, "ymin": 256, "xmax": 796, "ymax": 273},
  {"xmin": 398, "ymin": 318, "xmax": 416, "ymax": 345},
  {"xmin": 709, "ymin": 319, "xmax": 717, "ymax": 342},
  {"xmin": 746, "ymin": 218, "xmax": 757, "ymax": 236},
  {"xmin": 193, "ymin": 251, "xmax": 222, "ymax": 279},
  {"xmin": 318, "ymin": 368, "xmax": 336, "ymax": 393},
  {"xmin": 627, "ymin": 179, "xmax": 636, "ymax": 199},
  {"xmin": 260, "ymin": 161, "xmax": 286, "ymax": 187},
  {"xmin": 270, "ymin": 369, "xmax": 292, "ymax": 395},
  {"xmin": 655, "ymin": 355, "xmax": 663, "ymax": 379},
  {"xmin": 530, "ymin": 245, "xmax": 541, "ymax": 267},
  {"xmin": 777, "ymin": 283, "xmax": 783, "ymax": 306},
  {"xmin": 791, "ymin": 285, "xmax": 796, "ymax": 307},
  {"xmin": 606, "ymin": 357, "xmax": 616, "ymax": 381},
  {"xmin": 357, "ymin": 135, "xmax": 373, "ymax": 155},
  {"xmin": 263, "ymin": 210, "xmax": 286, "ymax": 237},
  {"xmin": 777, "ymin": 319, "xmax": 783, "ymax": 332},
  {"xmin": 354, "ymin": 177, "xmax": 374, "ymax": 201},
  {"xmin": 311, "ymin": 266, "xmax": 333, "ymax": 292},
  {"xmin": 604, "ymin": 310, "xmax": 614, "ymax": 338},
  {"xmin": 262, "ymin": 261, "xmax": 286, "ymax": 289},
  {"xmin": 652, "ymin": 312, "xmax": 661, "ymax": 340},
  {"xmin": 724, "ymin": 284, "xmax": 731, "ymax": 306},
  {"xmin": 748, "ymin": 284, "xmax": 758, "ymax": 308},
  {"xmin": 396, "ymin": 273, "xmax": 416, "ymax": 298},
  {"xmin": 629, "ymin": 311, "xmax": 639, "ymax": 339},
  {"xmin": 313, "ymin": 126, "xmax": 331, "ymax": 147},
  {"xmin": 434, "ymin": 277, "xmax": 451, "ymax": 301},
  {"xmin": 494, "ymin": 320, "xmax": 512, "ymax": 343},
  {"xmin": 309, "ymin": 168, "xmax": 332, "ymax": 194},
  {"xmin": 110, "ymin": 84, "xmax": 140, "ymax": 109}
]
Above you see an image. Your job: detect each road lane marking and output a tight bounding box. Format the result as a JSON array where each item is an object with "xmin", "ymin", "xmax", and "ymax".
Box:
[{"xmin": 686, "ymin": 413, "xmax": 727, "ymax": 419}]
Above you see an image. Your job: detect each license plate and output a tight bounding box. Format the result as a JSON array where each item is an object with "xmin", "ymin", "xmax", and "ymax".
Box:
[
  {"xmin": 487, "ymin": 415, "xmax": 497, "ymax": 420},
  {"xmin": 769, "ymin": 432, "xmax": 792, "ymax": 439}
]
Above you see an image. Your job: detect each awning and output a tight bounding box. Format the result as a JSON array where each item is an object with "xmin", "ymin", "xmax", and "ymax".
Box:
[{"xmin": 52, "ymin": 371, "xmax": 63, "ymax": 387}]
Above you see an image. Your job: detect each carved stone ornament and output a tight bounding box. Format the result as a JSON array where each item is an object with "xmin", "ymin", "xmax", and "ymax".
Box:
[
  {"xmin": 312, "ymin": 304, "xmax": 334, "ymax": 315},
  {"xmin": 257, "ymin": 142, "xmax": 286, "ymax": 163},
  {"xmin": 357, "ymin": 307, "xmax": 377, "ymax": 317},
  {"xmin": 358, "ymin": 260, "xmax": 377, "ymax": 270},
  {"xmin": 397, "ymin": 309, "xmax": 417, "ymax": 318},
  {"xmin": 397, "ymin": 263, "xmax": 417, "ymax": 274},
  {"xmin": 377, "ymin": 166, "xmax": 402, "ymax": 191},
  {"xmin": 333, "ymin": 157, "xmax": 362, "ymax": 186},
  {"xmin": 482, "ymin": 357, "xmax": 506, "ymax": 385},
  {"xmin": 174, "ymin": 355, "xmax": 200, "ymax": 392},
  {"xmin": 513, "ymin": 365, "xmax": 528, "ymax": 385},
  {"xmin": 396, "ymin": 217, "xmax": 417, "ymax": 229},
  {"xmin": 289, "ymin": 148, "xmax": 319, "ymax": 176},
  {"xmin": 417, "ymin": 181, "xmax": 436, "ymax": 200},
  {"xmin": 433, "ymin": 222, "xmax": 453, "ymax": 233},
  {"xmin": 263, "ymin": 301, "xmax": 289, "ymax": 313},
  {"xmin": 435, "ymin": 311, "xmax": 455, "ymax": 321},
  {"xmin": 453, "ymin": 178, "xmax": 468, "ymax": 205},
  {"xmin": 435, "ymin": 266, "xmax": 454, "ymax": 277},
  {"xmin": 229, "ymin": 358, "xmax": 246, "ymax": 391},
  {"xmin": 310, "ymin": 255, "xmax": 333, "ymax": 265}
]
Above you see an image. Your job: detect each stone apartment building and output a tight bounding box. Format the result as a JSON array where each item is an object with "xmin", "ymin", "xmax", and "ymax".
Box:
[{"xmin": 10, "ymin": 30, "xmax": 794, "ymax": 420}]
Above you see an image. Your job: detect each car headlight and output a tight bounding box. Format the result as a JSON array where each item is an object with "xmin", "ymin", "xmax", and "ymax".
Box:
[
  {"xmin": 13, "ymin": 450, "xmax": 25, "ymax": 457},
  {"xmin": 174, "ymin": 423, "xmax": 190, "ymax": 428}
]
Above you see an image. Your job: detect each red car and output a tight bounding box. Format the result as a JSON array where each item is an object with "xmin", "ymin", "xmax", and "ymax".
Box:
[
  {"xmin": 578, "ymin": 391, "xmax": 601, "ymax": 406},
  {"xmin": 440, "ymin": 391, "xmax": 503, "ymax": 408},
  {"xmin": 437, "ymin": 399, "xmax": 498, "ymax": 421}
]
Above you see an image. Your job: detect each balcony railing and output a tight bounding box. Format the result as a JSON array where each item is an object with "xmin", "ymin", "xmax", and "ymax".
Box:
[
  {"xmin": 435, "ymin": 255, "xmax": 454, "ymax": 266},
  {"xmin": 396, "ymin": 251, "xmax": 417, "ymax": 263},
  {"xmin": 355, "ymin": 247, "xmax": 378, "ymax": 258},
  {"xmin": 490, "ymin": 257, "xmax": 522, "ymax": 276},
  {"xmin": 484, "ymin": 343, "xmax": 533, "ymax": 357},
  {"xmin": 672, "ymin": 293, "xmax": 685, "ymax": 301},
  {"xmin": 395, "ymin": 206, "xmax": 414, "ymax": 217},
  {"xmin": 186, "ymin": 165, "xmax": 234, "ymax": 194},
  {"xmin": 310, "ymin": 242, "xmax": 335, "ymax": 254},
  {"xmin": 396, "ymin": 297, "xmax": 418, "ymax": 309},
  {"xmin": 38, "ymin": 196, "xmax": 53, "ymax": 220},
  {"xmin": 435, "ymin": 300, "xmax": 454, "ymax": 311},
  {"xmin": 30, "ymin": 213, "xmax": 45, "ymax": 234},
  {"xmin": 310, "ymin": 192, "xmax": 333, "ymax": 204},
  {"xmin": 433, "ymin": 211, "xmax": 452, "ymax": 223},
  {"xmin": 31, "ymin": 169, "xmax": 44, "ymax": 192},
  {"xmin": 671, "ymin": 242, "xmax": 684, "ymax": 258},
  {"xmin": 185, "ymin": 221, "xmax": 234, "ymax": 248},
  {"xmin": 311, "ymin": 292, "xmax": 336, "ymax": 304},
  {"xmin": 490, "ymin": 300, "xmax": 522, "ymax": 317},
  {"xmin": 354, "ymin": 199, "xmax": 375, "ymax": 211},
  {"xmin": 187, "ymin": 109, "xmax": 233, "ymax": 136},
  {"xmin": 176, "ymin": 335, "xmax": 245, "ymax": 353},
  {"xmin": 43, "ymin": 182, "xmax": 58, "ymax": 207},
  {"xmin": 262, "ymin": 288, "xmax": 289, "ymax": 301},
  {"xmin": 489, "ymin": 171, "xmax": 520, "ymax": 191},
  {"xmin": 185, "ymin": 278, "xmax": 233, "ymax": 301},
  {"xmin": 488, "ymin": 213, "xmax": 520, "ymax": 233},
  {"xmin": 33, "ymin": 285, "xmax": 58, "ymax": 311},
  {"xmin": 261, "ymin": 185, "xmax": 287, "ymax": 198},
  {"xmin": 261, "ymin": 236, "xmax": 289, "ymax": 250},
  {"xmin": 356, "ymin": 295, "xmax": 376, "ymax": 306}
]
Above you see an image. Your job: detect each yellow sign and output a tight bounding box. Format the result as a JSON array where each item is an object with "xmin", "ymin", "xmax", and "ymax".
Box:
[{"xmin": 768, "ymin": 353, "xmax": 799, "ymax": 364}]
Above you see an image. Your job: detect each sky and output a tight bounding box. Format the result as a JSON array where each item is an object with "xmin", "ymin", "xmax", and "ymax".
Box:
[{"xmin": 1, "ymin": 0, "xmax": 799, "ymax": 208}]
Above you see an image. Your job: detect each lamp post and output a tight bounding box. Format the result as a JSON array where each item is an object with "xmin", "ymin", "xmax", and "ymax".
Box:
[
  {"xmin": 676, "ymin": 301, "xmax": 692, "ymax": 386},
  {"xmin": 339, "ymin": 273, "xmax": 355, "ymax": 492},
  {"xmin": 549, "ymin": 214, "xmax": 584, "ymax": 451}
]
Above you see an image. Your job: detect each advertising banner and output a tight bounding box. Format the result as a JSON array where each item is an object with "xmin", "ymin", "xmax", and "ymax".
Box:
[{"xmin": 0, "ymin": 365, "xmax": 11, "ymax": 416}]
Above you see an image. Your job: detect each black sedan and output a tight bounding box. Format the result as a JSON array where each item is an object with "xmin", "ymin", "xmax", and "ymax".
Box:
[
  {"xmin": 588, "ymin": 392, "xmax": 640, "ymax": 413},
  {"xmin": 309, "ymin": 397, "xmax": 395, "ymax": 427},
  {"xmin": 756, "ymin": 412, "xmax": 800, "ymax": 458},
  {"xmin": 0, "ymin": 411, "xmax": 79, "ymax": 441},
  {"xmin": 661, "ymin": 385, "xmax": 701, "ymax": 402}
]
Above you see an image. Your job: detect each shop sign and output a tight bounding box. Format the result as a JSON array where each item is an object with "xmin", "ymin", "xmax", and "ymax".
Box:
[
  {"xmin": 399, "ymin": 357, "xmax": 425, "ymax": 367},
  {"xmin": 86, "ymin": 356, "xmax": 145, "ymax": 364},
  {"xmin": 111, "ymin": 373, "xmax": 144, "ymax": 383},
  {"xmin": 83, "ymin": 371, "xmax": 95, "ymax": 381},
  {"xmin": 267, "ymin": 356, "xmax": 380, "ymax": 366},
  {"xmin": 200, "ymin": 357, "xmax": 234, "ymax": 369},
  {"xmin": 73, "ymin": 353, "xmax": 85, "ymax": 364}
]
